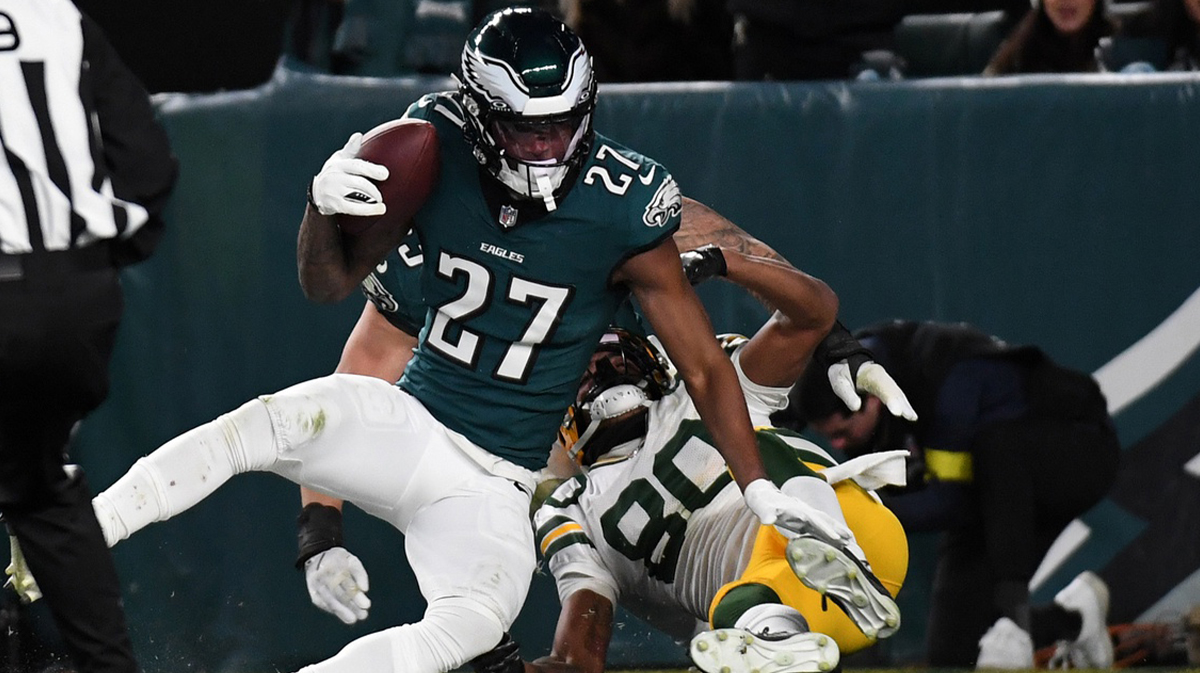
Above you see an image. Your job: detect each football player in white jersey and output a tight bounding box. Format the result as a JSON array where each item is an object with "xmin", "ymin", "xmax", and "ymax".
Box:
[{"xmin": 464, "ymin": 199, "xmax": 918, "ymax": 673}]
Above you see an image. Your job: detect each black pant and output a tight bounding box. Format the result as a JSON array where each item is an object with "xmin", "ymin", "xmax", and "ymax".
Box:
[
  {"xmin": 0, "ymin": 250, "xmax": 137, "ymax": 673},
  {"xmin": 925, "ymin": 415, "xmax": 1121, "ymax": 666}
]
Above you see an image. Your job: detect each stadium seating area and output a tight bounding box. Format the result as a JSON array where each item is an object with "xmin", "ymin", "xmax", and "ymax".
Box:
[
  {"xmin": 893, "ymin": 11, "xmax": 1017, "ymax": 76},
  {"xmin": 279, "ymin": 0, "xmax": 1163, "ymax": 81},
  {"xmin": 892, "ymin": 1, "xmax": 1153, "ymax": 76}
]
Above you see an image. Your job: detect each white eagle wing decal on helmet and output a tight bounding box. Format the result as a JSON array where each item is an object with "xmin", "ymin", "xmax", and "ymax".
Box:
[
  {"xmin": 523, "ymin": 47, "xmax": 593, "ymax": 115},
  {"xmin": 463, "ymin": 47, "xmax": 592, "ymax": 116},
  {"xmin": 463, "ymin": 53, "xmax": 529, "ymax": 112}
]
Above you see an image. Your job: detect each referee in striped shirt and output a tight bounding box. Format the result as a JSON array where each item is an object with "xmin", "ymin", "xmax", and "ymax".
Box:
[{"xmin": 0, "ymin": 2, "xmax": 176, "ymax": 673}]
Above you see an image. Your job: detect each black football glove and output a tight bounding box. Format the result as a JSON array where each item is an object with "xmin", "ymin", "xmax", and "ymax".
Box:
[
  {"xmin": 470, "ymin": 632, "xmax": 523, "ymax": 673},
  {"xmin": 680, "ymin": 244, "xmax": 727, "ymax": 285},
  {"xmin": 817, "ymin": 322, "xmax": 917, "ymax": 420},
  {"xmin": 814, "ymin": 321, "xmax": 872, "ymax": 379}
]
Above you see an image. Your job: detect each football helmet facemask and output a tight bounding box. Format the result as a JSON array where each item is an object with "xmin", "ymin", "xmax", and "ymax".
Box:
[
  {"xmin": 716, "ymin": 333, "xmax": 750, "ymax": 356},
  {"xmin": 458, "ymin": 7, "xmax": 597, "ymax": 212},
  {"xmin": 559, "ymin": 328, "xmax": 676, "ymax": 468}
]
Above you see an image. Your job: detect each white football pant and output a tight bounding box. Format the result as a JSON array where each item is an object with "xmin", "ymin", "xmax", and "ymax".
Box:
[{"xmin": 93, "ymin": 374, "xmax": 536, "ymax": 673}]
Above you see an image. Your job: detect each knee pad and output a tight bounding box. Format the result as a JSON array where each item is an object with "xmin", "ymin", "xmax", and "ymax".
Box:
[
  {"xmin": 416, "ymin": 596, "xmax": 506, "ymax": 670},
  {"xmin": 299, "ymin": 597, "xmax": 505, "ymax": 673}
]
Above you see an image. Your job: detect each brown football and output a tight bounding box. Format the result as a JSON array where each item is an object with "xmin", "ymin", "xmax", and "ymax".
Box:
[{"xmin": 339, "ymin": 118, "xmax": 440, "ymax": 236}]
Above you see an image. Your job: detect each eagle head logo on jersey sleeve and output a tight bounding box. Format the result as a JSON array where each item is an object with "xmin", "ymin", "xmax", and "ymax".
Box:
[
  {"xmin": 643, "ymin": 175, "xmax": 682, "ymax": 228},
  {"xmin": 360, "ymin": 268, "xmax": 400, "ymax": 314},
  {"xmin": 458, "ymin": 7, "xmax": 597, "ymax": 213}
]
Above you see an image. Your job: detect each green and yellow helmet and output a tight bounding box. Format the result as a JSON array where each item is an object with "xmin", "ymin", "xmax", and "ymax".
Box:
[{"xmin": 558, "ymin": 328, "xmax": 676, "ymax": 467}]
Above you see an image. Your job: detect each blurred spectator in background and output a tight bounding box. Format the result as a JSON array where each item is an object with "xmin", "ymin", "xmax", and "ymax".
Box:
[
  {"xmin": 790, "ymin": 320, "xmax": 1120, "ymax": 668},
  {"xmin": 0, "ymin": 3, "xmax": 177, "ymax": 673},
  {"xmin": 724, "ymin": 0, "xmax": 1038, "ymax": 81},
  {"xmin": 284, "ymin": 0, "xmax": 566, "ymax": 77},
  {"xmin": 284, "ymin": 0, "xmax": 440, "ymax": 76},
  {"xmin": 727, "ymin": 0, "xmax": 907, "ymax": 79},
  {"xmin": 1097, "ymin": 0, "xmax": 1200, "ymax": 70},
  {"xmin": 1144, "ymin": 0, "xmax": 1200, "ymax": 66},
  {"xmin": 984, "ymin": 0, "xmax": 1115, "ymax": 73},
  {"xmin": 560, "ymin": 0, "xmax": 733, "ymax": 81},
  {"xmin": 284, "ymin": 0, "xmax": 356, "ymax": 73}
]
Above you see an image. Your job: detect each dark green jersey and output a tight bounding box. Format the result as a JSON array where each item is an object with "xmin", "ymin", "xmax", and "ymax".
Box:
[
  {"xmin": 359, "ymin": 233, "xmax": 425, "ymax": 336},
  {"xmin": 358, "ymin": 233, "xmax": 644, "ymax": 358},
  {"xmin": 398, "ymin": 92, "xmax": 681, "ymax": 470}
]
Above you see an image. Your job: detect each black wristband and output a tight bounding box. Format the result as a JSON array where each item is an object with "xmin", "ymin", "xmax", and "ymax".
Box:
[
  {"xmin": 680, "ymin": 244, "xmax": 728, "ymax": 285},
  {"xmin": 469, "ymin": 632, "xmax": 523, "ymax": 673},
  {"xmin": 295, "ymin": 503, "xmax": 343, "ymax": 569},
  {"xmin": 814, "ymin": 321, "xmax": 873, "ymax": 376}
]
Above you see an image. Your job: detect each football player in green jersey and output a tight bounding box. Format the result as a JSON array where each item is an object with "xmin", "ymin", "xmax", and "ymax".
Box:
[
  {"xmin": 86, "ymin": 8, "xmax": 871, "ymax": 673},
  {"xmin": 77, "ymin": 195, "xmax": 909, "ymax": 673},
  {"xmin": 293, "ymin": 5, "xmax": 878, "ymax": 672}
]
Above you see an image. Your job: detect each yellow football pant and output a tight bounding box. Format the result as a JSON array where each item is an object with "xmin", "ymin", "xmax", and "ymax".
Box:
[{"xmin": 709, "ymin": 476, "xmax": 908, "ymax": 654}]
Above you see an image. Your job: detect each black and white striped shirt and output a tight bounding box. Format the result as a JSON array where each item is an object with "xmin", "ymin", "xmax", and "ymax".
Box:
[{"xmin": 0, "ymin": 0, "xmax": 175, "ymax": 261}]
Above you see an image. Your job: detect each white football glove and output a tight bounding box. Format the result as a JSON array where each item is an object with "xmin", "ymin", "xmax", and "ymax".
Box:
[
  {"xmin": 828, "ymin": 360, "xmax": 918, "ymax": 421},
  {"xmin": 304, "ymin": 547, "xmax": 371, "ymax": 624},
  {"xmin": 310, "ymin": 133, "xmax": 389, "ymax": 217},
  {"xmin": 4, "ymin": 535, "xmax": 41, "ymax": 604},
  {"xmin": 742, "ymin": 479, "xmax": 853, "ymax": 544}
]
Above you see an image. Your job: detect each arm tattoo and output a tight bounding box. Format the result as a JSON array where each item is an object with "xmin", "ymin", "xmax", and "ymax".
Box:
[{"xmin": 677, "ymin": 198, "xmax": 788, "ymax": 264}]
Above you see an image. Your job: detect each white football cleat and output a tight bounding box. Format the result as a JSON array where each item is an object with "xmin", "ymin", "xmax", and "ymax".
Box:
[
  {"xmin": 690, "ymin": 628, "xmax": 839, "ymax": 673},
  {"xmin": 1050, "ymin": 570, "xmax": 1114, "ymax": 668},
  {"xmin": 786, "ymin": 534, "xmax": 901, "ymax": 640},
  {"xmin": 976, "ymin": 616, "xmax": 1034, "ymax": 669}
]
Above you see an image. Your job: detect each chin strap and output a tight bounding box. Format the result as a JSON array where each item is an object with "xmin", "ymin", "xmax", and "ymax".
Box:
[{"xmin": 535, "ymin": 172, "xmax": 557, "ymax": 211}]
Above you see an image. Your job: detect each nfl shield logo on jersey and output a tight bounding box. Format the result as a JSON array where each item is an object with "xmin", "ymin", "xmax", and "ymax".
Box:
[{"xmin": 498, "ymin": 205, "xmax": 519, "ymax": 229}]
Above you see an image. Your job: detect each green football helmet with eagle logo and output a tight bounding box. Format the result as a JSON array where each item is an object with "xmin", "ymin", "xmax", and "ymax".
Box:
[{"xmin": 457, "ymin": 7, "xmax": 597, "ymax": 211}]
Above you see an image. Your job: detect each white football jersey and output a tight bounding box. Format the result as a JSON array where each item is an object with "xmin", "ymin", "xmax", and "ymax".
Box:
[{"xmin": 533, "ymin": 350, "xmax": 834, "ymax": 639}]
